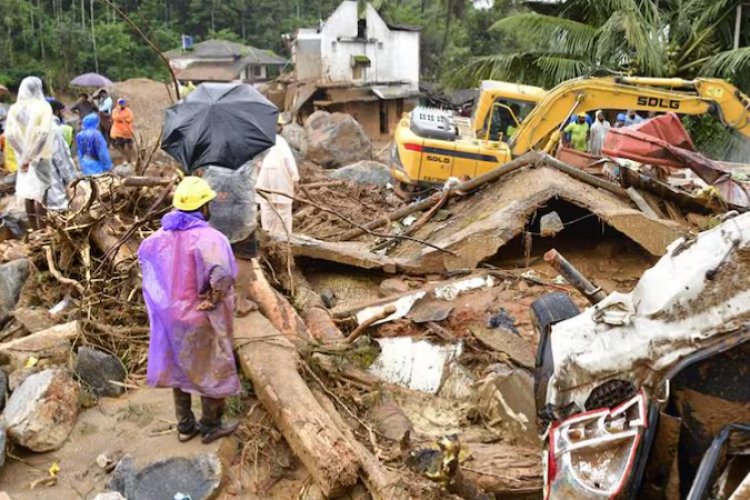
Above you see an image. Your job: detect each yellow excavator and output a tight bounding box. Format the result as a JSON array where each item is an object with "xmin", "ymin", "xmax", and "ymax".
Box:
[{"xmin": 391, "ymin": 76, "xmax": 750, "ymax": 188}]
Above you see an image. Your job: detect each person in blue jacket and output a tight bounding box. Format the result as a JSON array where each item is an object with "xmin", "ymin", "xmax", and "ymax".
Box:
[{"xmin": 76, "ymin": 112, "xmax": 112, "ymax": 175}]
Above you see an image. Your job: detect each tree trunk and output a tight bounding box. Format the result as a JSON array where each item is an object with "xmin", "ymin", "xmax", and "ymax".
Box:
[{"xmin": 233, "ymin": 313, "xmax": 360, "ymax": 497}]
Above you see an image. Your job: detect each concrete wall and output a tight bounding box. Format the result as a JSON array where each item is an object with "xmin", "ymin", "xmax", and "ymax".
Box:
[{"xmin": 293, "ymin": 1, "xmax": 419, "ymax": 88}]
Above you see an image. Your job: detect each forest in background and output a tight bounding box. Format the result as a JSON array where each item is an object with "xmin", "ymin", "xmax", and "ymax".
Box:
[{"xmin": 0, "ymin": 0, "xmax": 521, "ymax": 91}]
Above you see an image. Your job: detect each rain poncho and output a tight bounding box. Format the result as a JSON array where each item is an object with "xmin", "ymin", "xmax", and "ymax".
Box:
[
  {"xmin": 138, "ymin": 210, "xmax": 240, "ymax": 398},
  {"xmin": 46, "ymin": 117, "xmax": 78, "ymax": 210},
  {"xmin": 5, "ymin": 77, "xmax": 54, "ymax": 203},
  {"xmin": 111, "ymin": 105, "xmax": 134, "ymax": 139},
  {"xmin": 77, "ymin": 113, "xmax": 112, "ymax": 175},
  {"xmin": 255, "ymin": 136, "xmax": 298, "ymax": 205},
  {"xmin": 201, "ymin": 160, "xmax": 258, "ymax": 243}
]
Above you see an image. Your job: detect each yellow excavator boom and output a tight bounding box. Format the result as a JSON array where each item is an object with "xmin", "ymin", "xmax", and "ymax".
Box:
[{"xmin": 510, "ymin": 77, "xmax": 750, "ymax": 156}]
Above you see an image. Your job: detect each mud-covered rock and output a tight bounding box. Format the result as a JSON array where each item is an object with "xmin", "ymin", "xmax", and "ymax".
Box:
[
  {"xmin": 328, "ymin": 160, "xmax": 391, "ymax": 186},
  {"xmin": 5, "ymin": 368, "xmax": 80, "ymax": 452},
  {"xmin": 0, "ymin": 259, "xmax": 29, "ymax": 318},
  {"xmin": 302, "ymin": 111, "xmax": 372, "ymax": 168},
  {"xmin": 75, "ymin": 347, "xmax": 127, "ymax": 397},
  {"xmin": 109, "ymin": 453, "xmax": 223, "ymax": 500}
]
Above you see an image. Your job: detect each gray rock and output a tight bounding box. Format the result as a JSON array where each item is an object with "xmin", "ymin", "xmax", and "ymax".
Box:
[
  {"xmin": 75, "ymin": 347, "xmax": 127, "ymax": 397},
  {"xmin": 302, "ymin": 111, "xmax": 373, "ymax": 168},
  {"xmin": 0, "ymin": 369, "xmax": 7, "ymax": 411},
  {"xmin": 5, "ymin": 368, "xmax": 80, "ymax": 452},
  {"xmin": 329, "ymin": 161, "xmax": 391, "ymax": 186},
  {"xmin": 109, "ymin": 453, "xmax": 222, "ymax": 500},
  {"xmin": 281, "ymin": 122, "xmax": 304, "ymax": 151},
  {"xmin": 0, "ymin": 420, "xmax": 6, "ymax": 470},
  {"xmin": 0, "ymin": 259, "xmax": 29, "ymax": 318}
]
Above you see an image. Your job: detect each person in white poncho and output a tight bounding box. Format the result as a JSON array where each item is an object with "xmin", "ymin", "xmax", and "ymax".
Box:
[{"xmin": 5, "ymin": 77, "xmax": 76, "ymax": 229}]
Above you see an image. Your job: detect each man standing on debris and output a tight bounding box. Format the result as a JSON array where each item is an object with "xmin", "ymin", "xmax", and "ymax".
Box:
[
  {"xmin": 563, "ymin": 112, "xmax": 590, "ymax": 152},
  {"xmin": 70, "ymin": 92, "xmax": 97, "ymax": 123},
  {"xmin": 77, "ymin": 113, "xmax": 112, "ymax": 175},
  {"xmin": 255, "ymin": 116, "xmax": 299, "ymax": 235},
  {"xmin": 49, "ymin": 99, "xmax": 74, "ymax": 149},
  {"xmin": 94, "ymin": 89, "xmax": 113, "ymax": 141},
  {"xmin": 111, "ymin": 98, "xmax": 135, "ymax": 164},
  {"xmin": 5, "ymin": 76, "xmax": 55, "ymax": 229},
  {"xmin": 138, "ymin": 177, "xmax": 241, "ymax": 444},
  {"xmin": 588, "ymin": 110, "xmax": 611, "ymax": 156}
]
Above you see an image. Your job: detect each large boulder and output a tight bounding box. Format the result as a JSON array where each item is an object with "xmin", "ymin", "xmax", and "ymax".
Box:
[
  {"xmin": 0, "ymin": 259, "xmax": 29, "ymax": 318},
  {"xmin": 328, "ymin": 161, "xmax": 391, "ymax": 187},
  {"xmin": 281, "ymin": 122, "xmax": 305, "ymax": 151},
  {"xmin": 75, "ymin": 347, "xmax": 127, "ymax": 397},
  {"xmin": 109, "ymin": 453, "xmax": 223, "ymax": 500},
  {"xmin": 5, "ymin": 368, "xmax": 80, "ymax": 452},
  {"xmin": 302, "ymin": 111, "xmax": 373, "ymax": 168}
]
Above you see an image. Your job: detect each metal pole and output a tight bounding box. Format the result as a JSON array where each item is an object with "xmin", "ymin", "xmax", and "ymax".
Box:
[
  {"xmin": 734, "ymin": 4, "xmax": 743, "ymax": 50},
  {"xmin": 544, "ymin": 249, "xmax": 607, "ymax": 304}
]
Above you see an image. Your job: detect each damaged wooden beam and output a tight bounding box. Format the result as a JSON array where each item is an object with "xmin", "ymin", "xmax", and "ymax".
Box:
[{"xmin": 233, "ymin": 312, "xmax": 360, "ymax": 497}]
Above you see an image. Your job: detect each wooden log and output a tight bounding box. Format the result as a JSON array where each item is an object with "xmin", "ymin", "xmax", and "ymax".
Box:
[
  {"xmin": 246, "ymin": 259, "xmax": 310, "ymax": 343},
  {"xmin": 341, "ymin": 152, "xmax": 541, "ymax": 240},
  {"xmin": 233, "ymin": 312, "xmax": 360, "ymax": 497},
  {"xmin": 312, "ymin": 389, "xmax": 413, "ymax": 500},
  {"xmin": 540, "ymin": 152, "xmax": 628, "ymax": 197}
]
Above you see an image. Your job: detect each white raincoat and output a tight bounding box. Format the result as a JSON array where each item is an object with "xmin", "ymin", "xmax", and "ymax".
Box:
[{"xmin": 5, "ymin": 77, "xmax": 54, "ymax": 203}]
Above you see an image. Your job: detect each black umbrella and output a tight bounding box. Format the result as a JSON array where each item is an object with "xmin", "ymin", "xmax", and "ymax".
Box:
[{"xmin": 161, "ymin": 83, "xmax": 278, "ymax": 172}]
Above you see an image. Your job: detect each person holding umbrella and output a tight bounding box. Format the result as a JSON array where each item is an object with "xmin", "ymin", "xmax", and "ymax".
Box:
[
  {"xmin": 161, "ymin": 82, "xmax": 278, "ymax": 316},
  {"xmin": 94, "ymin": 89, "xmax": 113, "ymax": 142},
  {"xmin": 138, "ymin": 176, "xmax": 240, "ymax": 443}
]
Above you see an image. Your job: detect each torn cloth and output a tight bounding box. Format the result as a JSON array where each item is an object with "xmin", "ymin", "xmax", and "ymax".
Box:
[{"xmin": 138, "ymin": 210, "xmax": 240, "ymax": 399}]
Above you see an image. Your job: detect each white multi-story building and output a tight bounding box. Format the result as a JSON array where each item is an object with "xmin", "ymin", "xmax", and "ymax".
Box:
[{"xmin": 287, "ymin": 1, "xmax": 420, "ymax": 139}]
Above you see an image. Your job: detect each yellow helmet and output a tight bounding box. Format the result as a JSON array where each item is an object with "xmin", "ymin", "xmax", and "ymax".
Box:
[
  {"xmin": 577, "ymin": 112, "xmax": 587, "ymax": 118},
  {"xmin": 172, "ymin": 177, "xmax": 216, "ymax": 211}
]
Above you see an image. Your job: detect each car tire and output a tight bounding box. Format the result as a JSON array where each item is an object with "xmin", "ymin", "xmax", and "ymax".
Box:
[{"xmin": 531, "ymin": 293, "xmax": 580, "ymax": 418}]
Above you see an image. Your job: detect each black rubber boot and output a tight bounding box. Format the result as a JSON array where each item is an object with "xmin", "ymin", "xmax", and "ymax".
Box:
[
  {"xmin": 173, "ymin": 389, "xmax": 200, "ymax": 442},
  {"xmin": 200, "ymin": 397, "xmax": 239, "ymax": 444}
]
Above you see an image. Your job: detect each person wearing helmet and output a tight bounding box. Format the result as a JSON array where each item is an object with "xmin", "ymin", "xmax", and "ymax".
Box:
[
  {"xmin": 563, "ymin": 112, "xmax": 590, "ymax": 152},
  {"xmin": 137, "ymin": 177, "xmax": 241, "ymax": 444},
  {"xmin": 615, "ymin": 112, "xmax": 628, "ymax": 128},
  {"xmin": 625, "ymin": 110, "xmax": 644, "ymax": 126}
]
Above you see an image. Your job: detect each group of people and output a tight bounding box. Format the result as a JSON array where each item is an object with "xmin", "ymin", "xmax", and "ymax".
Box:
[
  {"xmin": 1, "ymin": 76, "xmax": 298, "ymax": 442},
  {"xmin": 563, "ymin": 109, "xmax": 645, "ymax": 155},
  {"xmin": 0, "ymin": 77, "xmax": 137, "ymax": 227}
]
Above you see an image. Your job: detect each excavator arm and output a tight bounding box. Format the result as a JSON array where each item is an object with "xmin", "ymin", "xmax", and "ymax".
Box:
[{"xmin": 509, "ymin": 77, "xmax": 750, "ymax": 156}]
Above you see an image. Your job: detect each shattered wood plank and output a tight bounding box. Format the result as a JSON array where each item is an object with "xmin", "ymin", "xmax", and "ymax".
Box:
[
  {"xmin": 268, "ymin": 233, "xmax": 410, "ymax": 273},
  {"xmin": 626, "ymin": 187, "xmax": 663, "ymax": 219},
  {"xmin": 233, "ymin": 312, "xmax": 360, "ymax": 497},
  {"xmin": 640, "ymin": 190, "xmax": 668, "ymax": 219}
]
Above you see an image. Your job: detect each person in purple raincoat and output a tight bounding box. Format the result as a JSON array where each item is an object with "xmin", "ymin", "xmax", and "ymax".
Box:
[{"xmin": 138, "ymin": 176, "xmax": 240, "ymax": 444}]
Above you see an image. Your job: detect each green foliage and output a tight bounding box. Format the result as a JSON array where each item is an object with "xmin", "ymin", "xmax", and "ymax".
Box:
[{"xmin": 454, "ymin": 0, "xmax": 750, "ymax": 91}]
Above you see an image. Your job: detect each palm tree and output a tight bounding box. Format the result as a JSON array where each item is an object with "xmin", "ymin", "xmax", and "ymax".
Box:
[{"xmin": 452, "ymin": 0, "xmax": 750, "ymax": 89}]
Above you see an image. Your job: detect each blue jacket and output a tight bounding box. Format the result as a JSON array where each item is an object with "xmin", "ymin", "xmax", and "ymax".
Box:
[{"xmin": 76, "ymin": 113, "xmax": 112, "ymax": 175}]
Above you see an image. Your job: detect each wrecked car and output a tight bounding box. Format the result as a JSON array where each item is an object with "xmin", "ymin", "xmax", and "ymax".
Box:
[{"xmin": 531, "ymin": 212, "xmax": 750, "ymax": 499}]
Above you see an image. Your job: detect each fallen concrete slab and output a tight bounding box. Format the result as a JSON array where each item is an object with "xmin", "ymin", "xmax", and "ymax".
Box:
[
  {"xmin": 389, "ymin": 165, "xmax": 685, "ymax": 273},
  {"xmin": 268, "ymin": 233, "xmax": 410, "ymax": 273}
]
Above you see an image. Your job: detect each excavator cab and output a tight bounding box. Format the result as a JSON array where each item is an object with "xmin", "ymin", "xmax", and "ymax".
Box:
[{"xmin": 485, "ymin": 102, "xmax": 523, "ymax": 144}]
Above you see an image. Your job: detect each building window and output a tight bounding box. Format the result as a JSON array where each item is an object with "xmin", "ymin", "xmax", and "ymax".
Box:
[
  {"xmin": 378, "ymin": 42, "xmax": 384, "ymax": 50},
  {"xmin": 357, "ymin": 18, "xmax": 367, "ymax": 39},
  {"xmin": 351, "ymin": 55, "xmax": 370, "ymax": 81},
  {"xmin": 251, "ymin": 65, "xmax": 263, "ymax": 78}
]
